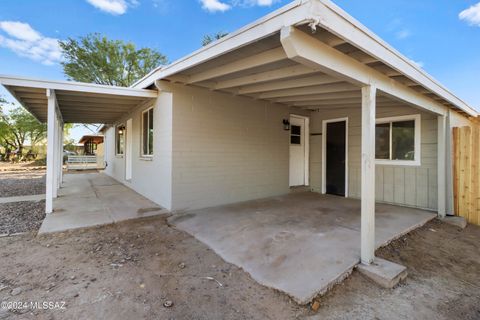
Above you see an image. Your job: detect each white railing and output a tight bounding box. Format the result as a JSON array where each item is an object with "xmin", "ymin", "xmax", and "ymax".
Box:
[{"xmin": 66, "ymin": 155, "xmax": 98, "ymax": 170}]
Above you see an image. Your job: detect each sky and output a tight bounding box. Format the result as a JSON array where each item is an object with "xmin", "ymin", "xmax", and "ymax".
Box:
[{"xmin": 0, "ymin": 0, "xmax": 479, "ymax": 142}]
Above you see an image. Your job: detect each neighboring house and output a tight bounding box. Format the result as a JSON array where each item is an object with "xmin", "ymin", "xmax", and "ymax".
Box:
[
  {"xmin": 78, "ymin": 134, "xmax": 104, "ymax": 156},
  {"xmin": 0, "ymin": 0, "xmax": 477, "ymax": 265}
]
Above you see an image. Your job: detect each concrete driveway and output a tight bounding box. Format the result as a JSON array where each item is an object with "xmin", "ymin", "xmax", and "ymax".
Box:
[{"xmin": 169, "ymin": 192, "xmax": 436, "ymax": 304}]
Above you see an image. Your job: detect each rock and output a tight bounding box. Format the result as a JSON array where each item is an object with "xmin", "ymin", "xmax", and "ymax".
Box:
[
  {"xmin": 311, "ymin": 300, "xmax": 320, "ymax": 312},
  {"xmin": 70, "ymin": 276, "xmax": 76, "ymax": 280},
  {"xmin": 163, "ymin": 300, "xmax": 173, "ymax": 308},
  {"xmin": 10, "ymin": 287, "xmax": 22, "ymax": 296},
  {"xmin": 178, "ymin": 262, "xmax": 186, "ymax": 269}
]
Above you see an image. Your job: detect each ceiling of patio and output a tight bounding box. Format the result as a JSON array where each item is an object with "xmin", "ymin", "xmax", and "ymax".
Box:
[
  {"xmin": 1, "ymin": 78, "xmax": 158, "ymax": 124},
  {"xmin": 158, "ymin": 27, "xmax": 464, "ymax": 114}
]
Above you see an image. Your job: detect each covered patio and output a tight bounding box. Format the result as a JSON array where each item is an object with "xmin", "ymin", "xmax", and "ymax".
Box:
[
  {"xmin": 0, "ymin": 75, "xmax": 158, "ymax": 214},
  {"xmin": 169, "ymin": 192, "xmax": 436, "ymax": 304}
]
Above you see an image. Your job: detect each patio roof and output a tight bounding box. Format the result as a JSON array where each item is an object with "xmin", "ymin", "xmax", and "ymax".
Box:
[
  {"xmin": 0, "ymin": 75, "xmax": 158, "ymax": 124},
  {"xmin": 133, "ymin": 0, "xmax": 478, "ymax": 118}
]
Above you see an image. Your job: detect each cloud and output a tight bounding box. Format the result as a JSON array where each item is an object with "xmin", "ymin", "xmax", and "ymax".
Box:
[
  {"xmin": 200, "ymin": 0, "xmax": 231, "ymax": 12},
  {"xmin": 0, "ymin": 21, "xmax": 62, "ymax": 65},
  {"xmin": 459, "ymin": 2, "xmax": 480, "ymax": 26},
  {"xmin": 234, "ymin": 0, "xmax": 279, "ymax": 6},
  {"xmin": 86, "ymin": 0, "xmax": 139, "ymax": 15},
  {"xmin": 200, "ymin": 0, "xmax": 280, "ymax": 12},
  {"xmin": 395, "ymin": 29, "xmax": 411, "ymax": 40}
]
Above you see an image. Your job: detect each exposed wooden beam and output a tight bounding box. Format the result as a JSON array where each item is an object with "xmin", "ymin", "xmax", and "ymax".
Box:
[
  {"xmin": 273, "ymin": 90, "xmax": 360, "ymax": 102},
  {"xmin": 56, "ymin": 96, "xmax": 143, "ymax": 105},
  {"xmin": 187, "ymin": 47, "xmax": 287, "ymax": 84},
  {"xmin": 258, "ymin": 82, "xmax": 357, "ymax": 99},
  {"xmin": 280, "ymin": 26, "xmax": 447, "ymax": 116},
  {"xmin": 214, "ymin": 64, "xmax": 316, "ymax": 90},
  {"xmin": 238, "ymin": 74, "xmax": 339, "ymax": 94}
]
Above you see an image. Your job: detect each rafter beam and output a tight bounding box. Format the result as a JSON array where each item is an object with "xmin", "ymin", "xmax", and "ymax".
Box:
[
  {"xmin": 237, "ymin": 74, "xmax": 339, "ymax": 94},
  {"xmin": 273, "ymin": 90, "xmax": 360, "ymax": 102},
  {"xmin": 187, "ymin": 47, "xmax": 287, "ymax": 84},
  {"xmin": 214, "ymin": 64, "xmax": 316, "ymax": 90},
  {"xmin": 258, "ymin": 82, "xmax": 357, "ymax": 99},
  {"xmin": 280, "ymin": 26, "xmax": 447, "ymax": 116}
]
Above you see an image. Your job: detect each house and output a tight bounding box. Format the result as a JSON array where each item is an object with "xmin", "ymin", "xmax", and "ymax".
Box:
[
  {"xmin": 78, "ymin": 134, "xmax": 104, "ymax": 156},
  {"xmin": 0, "ymin": 0, "xmax": 477, "ymax": 291}
]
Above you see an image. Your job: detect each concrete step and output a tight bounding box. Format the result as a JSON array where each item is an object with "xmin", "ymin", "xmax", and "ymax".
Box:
[{"xmin": 357, "ymin": 258, "xmax": 407, "ymax": 288}]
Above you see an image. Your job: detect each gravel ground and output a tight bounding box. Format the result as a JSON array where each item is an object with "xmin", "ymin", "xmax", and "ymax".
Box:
[
  {"xmin": 0, "ymin": 200, "xmax": 46, "ymax": 234},
  {"xmin": 0, "ymin": 171, "xmax": 46, "ymax": 197}
]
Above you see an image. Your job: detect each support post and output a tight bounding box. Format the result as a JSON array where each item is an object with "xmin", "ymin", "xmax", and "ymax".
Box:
[
  {"xmin": 361, "ymin": 85, "xmax": 376, "ymax": 265},
  {"xmin": 437, "ymin": 115, "xmax": 447, "ymax": 217},
  {"xmin": 59, "ymin": 122, "xmax": 64, "ymax": 185},
  {"xmin": 45, "ymin": 89, "xmax": 56, "ymax": 214},
  {"xmin": 52, "ymin": 117, "xmax": 59, "ymax": 198}
]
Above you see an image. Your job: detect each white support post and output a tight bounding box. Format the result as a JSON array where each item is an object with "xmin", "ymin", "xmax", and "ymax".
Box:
[
  {"xmin": 361, "ymin": 85, "xmax": 376, "ymax": 265},
  {"xmin": 52, "ymin": 117, "xmax": 59, "ymax": 198},
  {"xmin": 437, "ymin": 115, "xmax": 447, "ymax": 218},
  {"xmin": 59, "ymin": 122, "xmax": 64, "ymax": 185},
  {"xmin": 45, "ymin": 89, "xmax": 56, "ymax": 214}
]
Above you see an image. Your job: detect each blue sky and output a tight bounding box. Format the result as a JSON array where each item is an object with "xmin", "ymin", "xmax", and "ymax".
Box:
[{"xmin": 0, "ymin": 0, "xmax": 479, "ymax": 141}]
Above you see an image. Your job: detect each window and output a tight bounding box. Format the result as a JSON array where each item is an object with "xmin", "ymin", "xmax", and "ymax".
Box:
[
  {"xmin": 375, "ymin": 114, "xmax": 421, "ymax": 166},
  {"xmin": 142, "ymin": 107, "xmax": 154, "ymax": 156},
  {"xmin": 290, "ymin": 125, "xmax": 301, "ymax": 145},
  {"xmin": 116, "ymin": 124, "xmax": 125, "ymax": 155}
]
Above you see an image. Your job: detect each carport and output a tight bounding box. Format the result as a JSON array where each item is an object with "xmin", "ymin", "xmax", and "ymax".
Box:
[{"xmin": 0, "ymin": 75, "xmax": 158, "ymax": 214}]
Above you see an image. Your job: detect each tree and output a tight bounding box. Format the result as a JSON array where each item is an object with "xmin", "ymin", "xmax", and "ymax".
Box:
[
  {"xmin": 0, "ymin": 103, "xmax": 47, "ymax": 159},
  {"xmin": 59, "ymin": 33, "xmax": 168, "ymax": 87},
  {"xmin": 202, "ymin": 31, "xmax": 229, "ymax": 46}
]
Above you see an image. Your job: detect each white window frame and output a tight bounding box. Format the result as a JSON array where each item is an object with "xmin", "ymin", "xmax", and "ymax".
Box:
[
  {"xmin": 141, "ymin": 106, "xmax": 154, "ymax": 157},
  {"xmin": 115, "ymin": 124, "xmax": 125, "ymax": 156},
  {"xmin": 375, "ymin": 114, "xmax": 421, "ymax": 166}
]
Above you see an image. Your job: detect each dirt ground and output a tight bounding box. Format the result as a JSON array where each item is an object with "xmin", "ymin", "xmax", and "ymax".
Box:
[
  {"xmin": 0, "ymin": 216, "xmax": 478, "ymax": 320},
  {"xmin": 312, "ymin": 219, "xmax": 480, "ymax": 320}
]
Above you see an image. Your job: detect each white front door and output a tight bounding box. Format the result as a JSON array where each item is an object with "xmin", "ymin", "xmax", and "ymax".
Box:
[
  {"xmin": 125, "ymin": 118, "xmax": 133, "ymax": 181},
  {"xmin": 289, "ymin": 115, "xmax": 308, "ymax": 187}
]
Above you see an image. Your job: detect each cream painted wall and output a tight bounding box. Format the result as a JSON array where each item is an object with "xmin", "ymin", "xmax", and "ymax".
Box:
[
  {"xmin": 310, "ymin": 105, "xmax": 439, "ymax": 210},
  {"xmin": 169, "ymin": 83, "xmax": 309, "ymax": 211},
  {"xmin": 103, "ymin": 92, "xmax": 173, "ymax": 210}
]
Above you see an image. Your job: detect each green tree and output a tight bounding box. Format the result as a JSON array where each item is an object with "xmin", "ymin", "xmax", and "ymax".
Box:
[
  {"xmin": 59, "ymin": 33, "xmax": 168, "ymax": 87},
  {"xmin": 0, "ymin": 102, "xmax": 47, "ymax": 159},
  {"xmin": 202, "ymin": 31, "xmax": 229, "ymax": 46}
]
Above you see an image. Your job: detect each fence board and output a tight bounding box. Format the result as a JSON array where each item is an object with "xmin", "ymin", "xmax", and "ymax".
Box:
[{"xmin": 453, "ymin": 126, "xmax": 480, "ymax": 225}]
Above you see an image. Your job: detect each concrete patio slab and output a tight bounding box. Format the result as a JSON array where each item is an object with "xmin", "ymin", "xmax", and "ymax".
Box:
[
  {"xmin": 38, "ymin": 172, "xmax": 168, "ymax": 234},
  {"xmin": 169, "ymin": 192, "xmax": 436, "ymax": 304}
]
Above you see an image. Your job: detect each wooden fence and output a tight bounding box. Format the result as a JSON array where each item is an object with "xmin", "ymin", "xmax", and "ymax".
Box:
[{"xmin": 453, "ymin": 126, "xmax": 480, "ymax": 225}]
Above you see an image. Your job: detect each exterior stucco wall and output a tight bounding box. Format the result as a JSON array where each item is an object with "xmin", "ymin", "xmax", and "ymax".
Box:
[
  {"xmin": 310, "ymin": 105, "xmax": 439, "ymax": 211},
  {"xmin": 103, "ymin": 92, "xmax": 173, "ymax": 210},
  {"xmin": 169, "ymin": 83, "xmax": 309, "ymax": 211}
]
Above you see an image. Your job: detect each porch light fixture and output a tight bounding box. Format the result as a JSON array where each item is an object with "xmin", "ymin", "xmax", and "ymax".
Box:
[{"xmin": 283, "ymin": 119, "xmax": 290, "ymax": 131}]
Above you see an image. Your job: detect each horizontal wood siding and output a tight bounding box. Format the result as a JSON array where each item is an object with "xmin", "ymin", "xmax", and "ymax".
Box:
[{"xmin": 310, "ymin": 105, "xmax": 438, "ymax": 210}]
